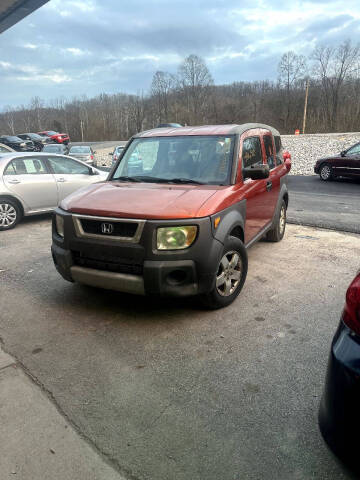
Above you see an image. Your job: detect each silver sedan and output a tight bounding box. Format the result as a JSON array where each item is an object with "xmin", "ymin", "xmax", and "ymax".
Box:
[{"xmin": 0, "ymin": 152, "xmax": 108, "ymax": 230}]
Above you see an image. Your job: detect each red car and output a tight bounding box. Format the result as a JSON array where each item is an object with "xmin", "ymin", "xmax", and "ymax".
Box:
[
  {"xmin": 38, "ymin": 130, "xmax": 70, "ymax": 145},
  {"xmin": 52, "ymin": 123, "xmax": 291, "ymax": 309}
]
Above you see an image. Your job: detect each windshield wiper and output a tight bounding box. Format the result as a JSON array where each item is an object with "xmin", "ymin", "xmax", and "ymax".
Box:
[
  {"xmin": 113, "ymin": 176, "xmax": 142, "ymax": 182},
  {"xmin": 163, "ymin": 178, "xmax": 205, "ymax": 185}
]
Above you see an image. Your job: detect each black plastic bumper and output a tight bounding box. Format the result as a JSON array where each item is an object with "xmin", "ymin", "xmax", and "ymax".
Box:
[
  {"xmin": 318, "ymin": 321, "xmax": 360, "ymax": 466},
  {"xmin": 51, "ymin": 209, "xmax": 222, "ymax": 297}
]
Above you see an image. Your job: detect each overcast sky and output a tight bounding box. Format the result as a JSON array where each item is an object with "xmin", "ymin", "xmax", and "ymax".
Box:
[{"xmin": 1, "ymin": 0, "xmax": 360, "ymax": 108}]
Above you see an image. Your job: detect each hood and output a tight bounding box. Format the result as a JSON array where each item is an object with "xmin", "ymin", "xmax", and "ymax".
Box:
[{"xmin": 60, "ymin": 181, "xmax": 222, "ymax": 219}]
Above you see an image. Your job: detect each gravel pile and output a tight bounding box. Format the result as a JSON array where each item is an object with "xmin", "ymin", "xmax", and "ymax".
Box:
[
  {"xmin": 282, "ymin": 133, "xmax": 360, "ymax": 175},
  {"xmin": 93, "ymin": 132, "xmax": 360, "ymax": 175}
]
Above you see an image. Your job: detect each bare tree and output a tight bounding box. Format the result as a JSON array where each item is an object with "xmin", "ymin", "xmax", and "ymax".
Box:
[
  {"xmin": 278, "ymin": 51, "xmax": 307, "ymax": 130},
  {"xmin": 178, "ymin": 54, "xmax": 213, "ymax": 124},
  {"xmin": 312, "ymin": 40, "xmax": 360, "ymax": 130},
  {"xmin": 151, "ymin": 71, "xmax": 174, "ymax": 123}
]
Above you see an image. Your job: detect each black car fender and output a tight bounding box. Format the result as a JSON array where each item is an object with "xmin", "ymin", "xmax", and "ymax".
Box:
[{"xmin": 210, "ymin": 200, "xmax": 246, "ymax": 245}]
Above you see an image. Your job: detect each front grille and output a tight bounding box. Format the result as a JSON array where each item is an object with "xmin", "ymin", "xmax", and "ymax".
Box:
[
  {"xmin": 80, "ymin": 219, "xmax": 138, "ymax": 238},
  {"xmin": 72, "ymin": 251, "xmax": 143, "ymax": 275}
]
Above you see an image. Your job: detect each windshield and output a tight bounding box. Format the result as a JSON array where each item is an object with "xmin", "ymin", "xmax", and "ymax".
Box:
[
  {"xmin": 2, "ymin": 136, "xmax": 21, "ymax": 141},
  {"xmin": 112, "ymin": 135, "xmax": 235, "ymax": 185},
  {"xmin": 28, "ymin": 133, "xmax": 43, "ymax": 140},
  {"xmin": 69, "ymin": 146, "xmax": 91, "ymax": 153}
]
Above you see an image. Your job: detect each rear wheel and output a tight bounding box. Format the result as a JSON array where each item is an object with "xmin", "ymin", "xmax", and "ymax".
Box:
[
  {"xmin": 200, "ymin": 236, "xmax": 248, "ymax": 309},
  {"xmin": 0, "ymin": 198, "xmax": 22, "ymax": 231},
  {"xmin": 319, "ymin": 163, "xmax": 333, "ymax": 181},
  {"xmin": 266, "ymin": 200, "xmax": 286, "ymax": 242}
]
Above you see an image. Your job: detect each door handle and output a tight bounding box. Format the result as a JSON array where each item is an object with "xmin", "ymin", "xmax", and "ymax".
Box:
[
  {"xmin": 7, "ymin": 179, "xmax": 21, "ymax": 184},
  {"xmin": 57, "ymin": 177, "xmax": 66, "ymax": 182},
  {"xmin": 266, "ymin": 181, "xmax": 272, "ymax": 191}
]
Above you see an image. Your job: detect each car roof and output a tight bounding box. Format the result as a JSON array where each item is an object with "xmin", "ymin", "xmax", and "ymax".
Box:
[
  {"xmin": 134, "ymin": 123, "xmax": 280, "ymax": 138},
  {"xmin": 0, "ymin": 152, "xmax": 63, "ymax": 165}
]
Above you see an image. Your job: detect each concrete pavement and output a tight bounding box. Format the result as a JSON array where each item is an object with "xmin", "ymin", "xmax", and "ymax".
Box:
[
  {"xmin": 1, "ymin": 216, "xmax": 360, "ymax": 480},
  {"xmin": 0, "ymin": 347, "xmax": 125, "ymax": 480}
]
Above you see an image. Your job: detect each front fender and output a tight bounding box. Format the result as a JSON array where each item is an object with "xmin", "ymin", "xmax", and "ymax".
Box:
[{"xmin": 210, "ymin": 200, "xmax": 246, "ymax": 244}]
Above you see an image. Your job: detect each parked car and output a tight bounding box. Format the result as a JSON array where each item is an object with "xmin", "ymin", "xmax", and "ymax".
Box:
[
  {"xmin": 17, "ymin": 133, "xmax": 52, "ymax": 151},
  {"xmin": 314, "ymin": 142, "xmax": 360, "ymax": 181},
  {"xmin": 37, "ymin": 130, "xmax": 70, "ymax": 144},
  {"xmin": 0, "ymin": 143, "xmax": 15, "ymax": 153},
  {"xmin": 0, "ymin": 135, "xmax": 35, "ymax": 152},
  {"xmin": 110, "ymin": 145, "xmax": 124, "ymax": 165},
  {"xmin": 52, "ymin": 123, "xmax": 291, "ymax": 309},
  {"xmin": 319, "ymin": 270, "xmax": 360, "ymax": 472},
  {"xmin": 42, "ymin": 143, "xmax": 69, "ymax": 155},
  {"xmin": 68, "ymin": 145, "xmax": 95, "ymax": 165},
  {"xmin": 0, "ymin": 152, "xmax": 107, "ymax": 231}
]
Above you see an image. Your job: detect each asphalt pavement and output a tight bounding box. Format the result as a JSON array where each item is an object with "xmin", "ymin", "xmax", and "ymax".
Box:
[
  {"xmin": 1, "ymin": 220, "xmax": 360, "ymax": 480},
  {"xmin": 287, "ymin": 175, "xmax": 360, "ymax": 234}
]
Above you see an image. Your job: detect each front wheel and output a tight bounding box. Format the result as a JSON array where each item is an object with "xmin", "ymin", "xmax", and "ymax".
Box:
[
  {"xmin": 200, "ymin": 236, "xmax": 248, "ymax": 309},
  {"xmin": 319, "ymin": 163, "xmax": 333, "ymax": 181}
]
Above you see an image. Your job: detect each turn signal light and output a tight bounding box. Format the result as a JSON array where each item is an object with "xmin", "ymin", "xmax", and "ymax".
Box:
[{"xmin": 343, "ymin": 274, "xmax": 360, "ymax": 336}]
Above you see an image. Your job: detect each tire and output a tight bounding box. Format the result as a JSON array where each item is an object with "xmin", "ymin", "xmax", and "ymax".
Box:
[
  {"xmin": 0, "ymin": 197, "xmax": 22, "ymax": 231},
  {"xmin": 200, "ymin": 236, "xmax": 248, "ymax": 309},
  {"xmin": 266, "ymin": 200, "xmax": 286, "ymax": 242},
  {"xmin": 319, "ymin": 163, "xmax": 333, "ymax": 181}
]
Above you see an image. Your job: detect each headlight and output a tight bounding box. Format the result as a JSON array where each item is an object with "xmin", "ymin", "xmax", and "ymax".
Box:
[
  {"xmin": 157, "ymin": 226, "xmax": 197, "ymax": 250},
  {"xmin": 55, "ymin": 214, "xmax": 64, "ymax": 238}
]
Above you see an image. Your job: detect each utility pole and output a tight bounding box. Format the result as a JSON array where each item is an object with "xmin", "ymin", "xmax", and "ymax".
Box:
[
  {"xmin": 80, "ymin": 119, "xmax": 84, "ymax": 142},
  {"xmin": 302, "ymin": 78, "xmax": 309, "ymax": 134}
]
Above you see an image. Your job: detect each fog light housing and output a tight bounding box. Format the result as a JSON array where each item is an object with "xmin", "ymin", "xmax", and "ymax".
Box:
[
  {"xmin": 157, "ymin": 226, "xmax": 197, "ymax": 250},
  {"xmin": 55, "ymin": 214, "xmax": 64, "ymax": 238}
]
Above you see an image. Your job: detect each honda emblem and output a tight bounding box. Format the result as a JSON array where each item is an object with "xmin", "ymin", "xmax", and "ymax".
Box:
[{"xmin": 101, "ymin": 222, "xmax": 114, "ymax": 234}]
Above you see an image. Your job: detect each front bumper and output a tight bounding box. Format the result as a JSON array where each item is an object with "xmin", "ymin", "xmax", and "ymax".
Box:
[
  {"xmin": 319, "ymin": 320, "xmax": 360, "ymax": 466},
  {"xmin": 51, "ymin": 210, "xmax": 223, "ymax": 297}
]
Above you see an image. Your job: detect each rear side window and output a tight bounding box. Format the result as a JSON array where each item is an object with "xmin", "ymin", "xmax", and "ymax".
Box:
[
  {"xmin": 47, "ymin": 156, "xmax": 89, "ymax": 175},
  {"xmin": 4, "ymin": 158, "xmax": 47, "ymax": 175},
  {"xmin": 263, "ymin": 135, "xmax": 275, "ymax": 170},
  {"xmin": 274, "ymin": 136, "xmax": 283, "ymax": 165},
  {"xmin": 242, "ymin": 136, "xmax": 263, "ymax": 168}
]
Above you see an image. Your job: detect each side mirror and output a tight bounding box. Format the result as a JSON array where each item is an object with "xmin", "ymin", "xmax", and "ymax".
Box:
[
  {"xmin": 93, "ymin": 151, "xmax": 97, "ymax": 154},
  {"xmin": 341, "ymin": 150, "xmax": 346, "ymax": 157},
  {"xmin": 89, "ymin": 168, "xmax": 98, "ymax": 175},
  {"xmin": 243, "ymin": 164, "xmax": 269, "ymax": 180},
  {"xmin": 284, "ymin": 158, "xmax": 291, "ymax": 172}
]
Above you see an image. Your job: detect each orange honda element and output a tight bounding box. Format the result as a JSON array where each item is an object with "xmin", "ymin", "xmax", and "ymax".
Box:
[{"xmin": 52, "ymin": 124, "xmax": 291, "ymax": 309}]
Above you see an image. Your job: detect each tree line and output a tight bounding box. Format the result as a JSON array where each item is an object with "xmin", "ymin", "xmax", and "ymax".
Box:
[{"xmin": 1, "ymin": 40, "xmax": 360, "ymax": 141}]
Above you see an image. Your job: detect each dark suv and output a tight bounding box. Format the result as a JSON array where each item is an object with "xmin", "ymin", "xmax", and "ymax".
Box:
[{"xmin": 52, "ymin": 123, "xmax": 291, "ymax": 308}]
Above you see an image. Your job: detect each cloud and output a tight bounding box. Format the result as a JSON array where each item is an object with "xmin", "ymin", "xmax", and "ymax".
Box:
[{"xmin": 0, "ymin": 0, "xmax": 360, "ymax": 106}]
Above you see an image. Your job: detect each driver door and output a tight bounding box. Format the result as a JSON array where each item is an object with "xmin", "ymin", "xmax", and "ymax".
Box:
[
  {"xmin": 338, "ymin": 143, "xmax": 360, "ymax": 177},
  {"xmin": 46, "ymin": 156, "xmax": 97, "ymax": 201}
]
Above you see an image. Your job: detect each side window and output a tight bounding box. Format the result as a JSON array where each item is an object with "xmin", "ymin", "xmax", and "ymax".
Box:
[
  {"xmin": 242, "ymin": 136, "xmax": 263, "ymax": 168},
  {"xmin": 47, "ymin": 156, "xmax": 90, "ymax": 175},
  {"xmin": 263, "ymin": 135, "xmax": 275, "ymax": 170},
  {"xmin": 4, "ymin": 158, "xmax": 47, "ymax": 175},
  {"xmin": 346, "ymin": 144, "xmax": 360, "ymax": 155},
  {"xmin": 274, "ymin": 136, "xmax": 283, "ymax": 165}
]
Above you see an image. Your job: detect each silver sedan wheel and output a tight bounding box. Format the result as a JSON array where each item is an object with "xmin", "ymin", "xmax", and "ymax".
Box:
[
  {"xmin": 216, "ymin": 250, "xmax": 242, "ymax": 297},
  {"xmin": 320, "ymin": 164, "xmax": 331, "ymax": 180},
  {"xmin": 0, "ymin": 202, "xmax": 17, "ymax": 228}
]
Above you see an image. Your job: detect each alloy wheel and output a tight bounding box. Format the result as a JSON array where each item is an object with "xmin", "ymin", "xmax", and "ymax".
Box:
[
  {"xmin": 320, "ymin": 165, "xmax": 331, "ymax": 180},
  {"xmin": 0, "ymin": 202, "xmax": 17, "ymax": 228},
  {"xmin": 216, "ymin": 250, "xmax": 242, "ymax": 297},
  {"xmin": 279, "ymin": 205, "xmax": 286, "ymax": 235}
]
